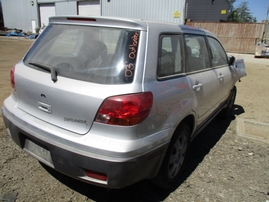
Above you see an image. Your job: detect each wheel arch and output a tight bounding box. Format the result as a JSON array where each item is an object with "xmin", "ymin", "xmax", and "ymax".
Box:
[
  {"xmin": 151, "ymin": 115, "xmax": 194, "ymax": 188},
  {"xmin": 178, "ymin": 114, "xmax": 195, "ymax": 136}
]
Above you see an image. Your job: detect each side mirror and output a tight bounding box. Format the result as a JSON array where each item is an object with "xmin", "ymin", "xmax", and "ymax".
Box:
[{"xmin": 228, "ymin": 56, "xmax": 235, "ymax": 66}]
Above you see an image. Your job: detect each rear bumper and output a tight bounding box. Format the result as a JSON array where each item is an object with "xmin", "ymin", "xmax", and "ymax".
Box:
[{"xmin": 2, "ymin": 104, "xmax": 170, "ymax": 188}]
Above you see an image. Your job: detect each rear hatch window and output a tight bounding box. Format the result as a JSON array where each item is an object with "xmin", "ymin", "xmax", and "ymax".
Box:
[
  {"xmin": 24, "ymin": 24, "xmax": 140, "ymax": 84},
  {"xmin": 16, "ymin": 24, "xmax": 141, "ymax": 135}
]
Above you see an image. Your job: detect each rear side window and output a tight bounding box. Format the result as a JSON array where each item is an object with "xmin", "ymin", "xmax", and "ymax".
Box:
[
  {"xmin": 24, "ymin": 25, "xmax": 140, "ymax": 84},
  {"xmin": 184, "ymin": 34, "xmax": 210, "ymax": 72},
  {"xmin": 207, "ymin": 37, "xmax": 228, "ymax": 67},
  {"xmin": 157, "ymin": 35, "xmax": 182, "ymax": 78}
]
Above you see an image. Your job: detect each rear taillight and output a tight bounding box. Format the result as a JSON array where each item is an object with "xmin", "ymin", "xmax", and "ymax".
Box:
[
  {"xmin": 95, "ymin": 92, "xmax": 153, "ymax": 126},
  {"xmin": 10, "ymin": 66, "xmax": 15, "ymax": 91}
]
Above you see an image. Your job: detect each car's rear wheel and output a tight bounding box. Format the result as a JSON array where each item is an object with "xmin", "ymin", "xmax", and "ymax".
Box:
[{"xmin": 152, "ymin": 123, "xmax": 190, "ymax": 188}]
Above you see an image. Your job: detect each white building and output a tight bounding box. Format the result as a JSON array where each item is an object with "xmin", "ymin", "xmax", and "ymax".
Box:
[{"xmin": 2, "ymin": 0, "xmax": 186, "ymax": 33}]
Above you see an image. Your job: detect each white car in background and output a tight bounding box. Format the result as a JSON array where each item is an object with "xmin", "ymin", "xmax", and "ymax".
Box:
[{"xmin": 255, "ymin": 41, "xmax": 269, "ymax": 58}]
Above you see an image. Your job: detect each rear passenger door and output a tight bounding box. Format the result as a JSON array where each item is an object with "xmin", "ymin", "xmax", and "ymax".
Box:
[
  {"xmin": 207, "ymin": 37, "xmax": 233, "ymax": 104},
  {"xmin": 184, "ymin": 34, "xmax": 219, "ymax": 124}
]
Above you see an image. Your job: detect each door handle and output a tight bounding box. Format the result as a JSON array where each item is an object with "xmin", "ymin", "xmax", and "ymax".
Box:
[
  {"xmin": 192, "ymin": 83, "xmax": 203, "ymax": 91},
  {"xmin": 38, "ymin": 102, "xmax": 52, "ymax": 114}
]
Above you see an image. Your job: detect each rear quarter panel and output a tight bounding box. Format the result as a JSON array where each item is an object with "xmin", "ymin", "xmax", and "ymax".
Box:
[{"xmin": 142, "ymin": 23, "xmax": 196, "ymax": 138}]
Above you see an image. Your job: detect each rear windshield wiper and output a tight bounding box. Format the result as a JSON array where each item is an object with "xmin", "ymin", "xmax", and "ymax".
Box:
[{"xmin": 28, "ymin": 62, "xmax": 58, "ymax": 82}]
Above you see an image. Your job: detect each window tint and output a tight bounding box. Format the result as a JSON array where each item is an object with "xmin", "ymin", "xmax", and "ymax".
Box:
[
  {"xmin": 184, "ymin": 35, "xmax": 210, "ymax": 72},
  {"xmin": 157, "ymin": 35, "xmax": 182, "ymax": 77},
  {"xmin": 208, "ymin": 37, "xmax": 228, "ymax": 67}
]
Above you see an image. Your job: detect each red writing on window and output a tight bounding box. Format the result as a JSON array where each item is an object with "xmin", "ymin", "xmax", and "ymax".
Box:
[
  {"xmin": 129, "ymin": 32, "xmax": 139, "ymax": 59},
  {"xmin": 124, "ymin": 62, "xmax": 134, "ymax": 77},
  {"xmin": 124, "ymin": 32, "xmax": 139, "ymax": 78}
]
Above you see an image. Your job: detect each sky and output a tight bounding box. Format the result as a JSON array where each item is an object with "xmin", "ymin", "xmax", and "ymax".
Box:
[{"xmin": 233, "ymin": 0, "xmax": 269, "ymax": 22}]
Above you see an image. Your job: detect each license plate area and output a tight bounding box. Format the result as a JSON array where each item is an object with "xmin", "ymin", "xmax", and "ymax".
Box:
[{"xmin": 24, "ymin": 139, "xmax": 54, "ymax": 167}]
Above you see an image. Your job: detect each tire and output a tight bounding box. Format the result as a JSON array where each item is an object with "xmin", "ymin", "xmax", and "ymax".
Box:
[
  {"xmin": 220, "ymin": 86, "xmax": 237, "ymax": 119},
  {"xmin": 152, "ymin": 123, "xmax": 190, "ymax": 189}
]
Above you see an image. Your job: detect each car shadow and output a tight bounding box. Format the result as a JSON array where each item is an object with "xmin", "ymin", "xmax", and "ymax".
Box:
[
  {"xmin": 41, "ymin": 105, "xmax": 244, "ymax": 202},
  {"xmin": 233, "ymin": 104, "xmax": 245, "ymax": 116}
]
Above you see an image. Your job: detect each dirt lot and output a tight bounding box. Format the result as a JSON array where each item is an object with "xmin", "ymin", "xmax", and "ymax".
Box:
[{"xmin": 0, "ymin": 37, "xmax": 269, "ymax": 202}]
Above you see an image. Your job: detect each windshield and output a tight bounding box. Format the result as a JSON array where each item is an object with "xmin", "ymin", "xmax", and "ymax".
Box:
[{"xmin": 24, "ymin": 24, "xmax": 140, "ymax": 84}]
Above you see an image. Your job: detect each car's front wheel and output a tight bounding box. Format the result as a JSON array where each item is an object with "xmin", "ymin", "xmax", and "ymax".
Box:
[
  {"xmin": 220, "ymin": 86, "xmax": 237, "ymax": 119},
  {"xmin": 153, "ymin": 123, "xmax": 190, "ymax": 188}
]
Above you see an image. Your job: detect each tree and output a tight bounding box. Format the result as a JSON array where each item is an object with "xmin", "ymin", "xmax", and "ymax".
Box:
[
  {"xmin": 227, "ymin": 1, "xmax": 257, "ymax": 22},
  {"xmin": 227, "ymin": 0, "xmax": 240, "ymax": 22}
]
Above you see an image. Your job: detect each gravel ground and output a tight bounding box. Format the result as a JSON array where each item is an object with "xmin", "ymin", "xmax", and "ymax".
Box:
[{"xmin": 0, "ymin": 37, "xmax": 269, "ymax": 202}]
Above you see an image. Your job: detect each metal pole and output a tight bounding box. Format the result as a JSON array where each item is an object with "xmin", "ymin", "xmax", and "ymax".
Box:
[{"xmin": 263, "ymin": 5, "xmax": 269, "ymax": 44}]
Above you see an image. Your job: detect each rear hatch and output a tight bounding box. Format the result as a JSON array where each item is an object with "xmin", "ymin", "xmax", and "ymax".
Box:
[{"xmin": 15, "ymin": 18, "xmax": 142, "ymax": 134}]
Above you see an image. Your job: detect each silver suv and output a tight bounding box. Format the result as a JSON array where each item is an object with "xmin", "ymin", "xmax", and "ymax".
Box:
[{"xmin": 2, "ymin": 16, "xmax": 246, "ymax": 189}]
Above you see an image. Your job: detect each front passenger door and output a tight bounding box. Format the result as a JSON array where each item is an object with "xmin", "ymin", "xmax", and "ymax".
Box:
[{"xmin": 208, "ymin": 37, "xmax": 233, "ymax": 104}]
